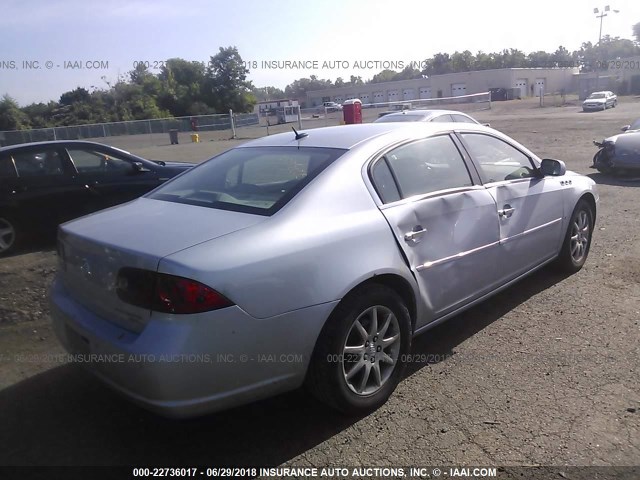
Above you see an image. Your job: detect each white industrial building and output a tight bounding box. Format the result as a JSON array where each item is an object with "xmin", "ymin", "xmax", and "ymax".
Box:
[{"xmin": 306, "ymin": 67, "xmax": 579, "ymax": 106}]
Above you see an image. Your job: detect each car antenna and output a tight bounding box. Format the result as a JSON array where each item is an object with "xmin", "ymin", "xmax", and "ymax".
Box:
[{"xmin": 292, "ymin": 126, "xmax": 308, "ymax": 140}]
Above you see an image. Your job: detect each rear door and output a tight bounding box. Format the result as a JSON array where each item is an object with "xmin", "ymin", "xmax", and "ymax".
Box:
[
  {"xmin": 370, "ymin": 134, "xmax": 502, "ymax": 323},
  {"xmin": 458, "ymin": 132, "xmax": 565, "ymax": 282},
  {"xmin": 0, "ymin": 145, "xmax": 84, "ymax": 231}
]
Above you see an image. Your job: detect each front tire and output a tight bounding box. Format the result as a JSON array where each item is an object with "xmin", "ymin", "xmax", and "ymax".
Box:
[
  {"xmin": 555, "ymin": 199, "xmax": 594, "ymax": 273},
  {"xmin": 306, "ymin": 284, "xmax": 411, "ymax": 414}
]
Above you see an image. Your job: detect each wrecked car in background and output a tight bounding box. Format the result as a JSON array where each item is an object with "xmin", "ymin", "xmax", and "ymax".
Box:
[{"xmin": 592, "ymin": 131, "xmax": 640, "ymax": 174}]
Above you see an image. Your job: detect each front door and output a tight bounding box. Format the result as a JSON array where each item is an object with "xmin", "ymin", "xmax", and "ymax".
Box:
[{"xmin": 458, "ymin": 132, "xmax": 565, "ymax": 281}]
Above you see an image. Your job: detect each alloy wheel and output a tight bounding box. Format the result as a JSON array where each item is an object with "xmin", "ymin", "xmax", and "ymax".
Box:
[
  {"xmin": 342, "ymin": 305, "xmax": 402, "ymax": 396},
  {"xmin": 570, "ymin": 210, "xmax": 590, "ymax": 263}
]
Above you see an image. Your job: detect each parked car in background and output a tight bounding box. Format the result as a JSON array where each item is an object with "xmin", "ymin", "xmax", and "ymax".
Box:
[
  {"xmin": 374, "ymin": 109, "xmax": 482, "ymax": 124},
  {"xmin": 50, "ymin": 122, "xmax": 597, "ymax": 418},
  {"xmin": 592, "ymin": 131, "xmax": 640, "ymax": 174},
  {"xmin": 0, "ymin": 140, "xmax": 193, "ymax": 255},
  {"xmin": 582, "ymin": 91, "xmax": 617, "ymax": 112},
  {"xmin": 319, "ymin": 101, "xmax": 342, "ymax": 112},
  {"xmin": 621, "ymin": 118, "xmax": 640, "ymax": 133}
]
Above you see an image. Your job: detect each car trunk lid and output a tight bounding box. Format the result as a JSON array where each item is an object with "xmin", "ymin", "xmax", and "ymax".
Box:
[{"xmin": 57, "ymin": 198, "xmax": 264, "ymax": 332}]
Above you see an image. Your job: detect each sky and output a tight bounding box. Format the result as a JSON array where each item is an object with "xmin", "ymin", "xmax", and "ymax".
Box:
[{"xmin": 0, "ymin": 0, "xmax": 638, "ymax": 105}]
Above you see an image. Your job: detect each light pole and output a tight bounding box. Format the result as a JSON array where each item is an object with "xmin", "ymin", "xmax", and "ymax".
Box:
[{"xmin": 593, "ymin": 5, "xmax": 620, "ymax": 45}]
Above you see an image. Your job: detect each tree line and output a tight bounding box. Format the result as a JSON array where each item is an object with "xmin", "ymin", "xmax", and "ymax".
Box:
[{"xmin": 1, "ymin": 29, "xmax": 639, "ymax": 131}]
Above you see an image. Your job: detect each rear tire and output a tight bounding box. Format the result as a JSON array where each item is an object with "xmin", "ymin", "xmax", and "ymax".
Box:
[
  {"xmin": 0, "ymin": 216, "xmax": 20, "ymax": 256},
  {"xmin": 306, "ymin": 284, "xmax": 411, "ymax": 415},
  {"xmin": 554, "ymin": 199, "xmax": 594, "ymax": 273}
]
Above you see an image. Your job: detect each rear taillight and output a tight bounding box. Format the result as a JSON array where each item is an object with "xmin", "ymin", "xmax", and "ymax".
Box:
[{"xmin": 116, "ymin": 268, "xmax": 233, "ymax": 314}]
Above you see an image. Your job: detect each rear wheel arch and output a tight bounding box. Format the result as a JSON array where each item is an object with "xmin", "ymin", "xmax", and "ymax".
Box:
[
  {"xmin": 306, "ymin": 272, "xmax": 418, "ymax": 374},
  {"xmin": 305, "ymin": 278, "xmax": 414, "ymax": 413}
]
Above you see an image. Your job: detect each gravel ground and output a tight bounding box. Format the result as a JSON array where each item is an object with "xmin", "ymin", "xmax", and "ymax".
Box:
[{"xmin": 0, "ymin": 97, "xmax": 638, "ymax": 472}]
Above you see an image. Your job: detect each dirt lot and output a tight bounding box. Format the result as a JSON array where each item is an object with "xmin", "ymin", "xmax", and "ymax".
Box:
[{"xmin": 0, "ymin": 97, "xmax": 639, "ymax": 471}]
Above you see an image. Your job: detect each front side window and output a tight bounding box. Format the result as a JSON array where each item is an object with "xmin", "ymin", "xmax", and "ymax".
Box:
[
  {"xmin": 460, "ymin": 133, "xmax": 537, "ymax": 183},
  {"xmin": 11, "ymin": 149, "xmax": 65, "ymax": 177},
  {"xmin": 149, "ymin": 146, "xmax": 345, "ymax": 215},
  {"xmin": 68, "ymin": 148, "xmax": 134, "ymax": 175},
  {"xmin": 379, "ymin": 135, "xmax": 473, "ymax": 199}
]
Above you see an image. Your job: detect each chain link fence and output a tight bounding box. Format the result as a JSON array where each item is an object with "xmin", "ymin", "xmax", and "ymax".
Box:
[
  {"xmin": 0, "ymin": 113, "xmax": 259, "ymax": 148},
  {"xmin": 1, "ymin": 92, "xmax": 492, "ymax": 147}
]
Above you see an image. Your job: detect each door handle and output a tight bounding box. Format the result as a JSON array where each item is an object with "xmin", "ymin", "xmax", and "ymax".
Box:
[
  {"xmin": 498, "ymin": 206, "xmax": 515, "ymax": 218},
  {"xmin": 404, "ymin": 226, "xmax": 428, "ymax": 243}
]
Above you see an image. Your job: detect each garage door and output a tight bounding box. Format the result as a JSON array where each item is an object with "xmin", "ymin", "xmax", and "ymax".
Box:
[
  {"xmin": 388, "ymin": 90, "xmax": 399, "ymax": 101},
  {"xmin": 451, "ymin": 83, "xmax": 466, "ymax": 97},
  {"xmin": 373, "ymin": 91, "xmax": 385, "ymax": 103},
  {"xmin": 359, "ymin": 93, "xmax": 370, "ymax": 104},
  {"xmin": 515, "ymin": 79, "xmax": 528, "ymax": 98},
  {"xmin": 419, "ymin": 87, "xmax": 432, "ymax": 99},
  {"xmin": 403, "ymin": 89, "xmax": 415, "ymax": 100},
  {"xmin": 535, "ymin": 78, "xmax": 545, "ymax": 96}
]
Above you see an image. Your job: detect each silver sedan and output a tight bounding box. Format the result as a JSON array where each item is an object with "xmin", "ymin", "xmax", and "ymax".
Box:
[{"xmin": 50, "ymin": 122, "xmax": 598, "ymax": 418}]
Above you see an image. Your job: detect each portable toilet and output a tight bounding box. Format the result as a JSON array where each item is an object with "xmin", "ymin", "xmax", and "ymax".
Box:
[{"xmin": 343, "ymin": 99, "xmax": 362, "ymax": 124}]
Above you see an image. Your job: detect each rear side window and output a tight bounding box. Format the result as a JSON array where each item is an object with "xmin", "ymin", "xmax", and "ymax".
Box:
[
  {"xmin": 149, "ymin": 146, "xmax": 345, "ymax": 215},
  {"xmin": 11, "ymin": 150, "xmax": 65, "ymax": 177},
  {"xmin": 380, "ymin": 135, "xmax": 473, "ymax": 199},
  {"xmin": 371, "ymin": 159, "xmax": 401, "ymax": 203}
]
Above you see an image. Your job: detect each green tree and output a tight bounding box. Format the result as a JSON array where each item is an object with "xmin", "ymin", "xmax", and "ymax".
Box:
[
  {"xmin": 158, "ymin": 58, "xmax": 207, "ymax": 116},
  {"xmin": 284, "ymin": 76, "xmax": 333, "ymax": 106},
  {"xmin": 203, "ymin": 46, "xmax": 255, "ymax": 113},
  {"xmin": 394, "ymin": 65, "xmax": 423, "ymax": 80},
  {"xmin": 633, "ymin": 22, "xmax": 640, "ymax": 43},
  {"xmin": 450, "ymin": 50, "xmax": 475, "ymax": 72},
  {"xmin": 527, "ymin": 50, "xmax": 553, "ymax": 68},
  {"xmin": 252, "ymin": 86, "xmax": 285, "ymax": 101},
  {"xmin": 21, "ymin": 101, "xmax": 58, "ymax": 129},
  {"xmin": 370, "ymin": 69, "xmax": 399, "ymax": 83},
  {"xmin": 0, "ymin": 95, "xmax": 30, "ymax": 130}
]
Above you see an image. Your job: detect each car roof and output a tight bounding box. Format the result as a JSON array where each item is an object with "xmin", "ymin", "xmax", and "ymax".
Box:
[
  {"xmin": 236, "ymin": 122, "xmax": 492, "ymax": 150},
  {"xmin": 0, "ymin": 140, "xmax": 132, "ymax": 153}
]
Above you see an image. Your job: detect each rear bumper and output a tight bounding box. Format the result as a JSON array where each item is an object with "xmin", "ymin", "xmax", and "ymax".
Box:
[{"xmin": 50, "ymin": 278, "xmax": 337, "ymax": 418}]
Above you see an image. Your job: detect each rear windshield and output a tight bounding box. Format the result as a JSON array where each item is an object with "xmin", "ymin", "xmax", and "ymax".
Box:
[{"xmin": 148, "ymin": 146, "xmax": 345, "ymax": 215}]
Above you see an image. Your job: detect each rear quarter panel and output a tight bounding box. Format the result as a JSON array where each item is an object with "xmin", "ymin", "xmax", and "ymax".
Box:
[{"xmin": 159, "ymin": 145, "xmax": 420, "ymax": 320}]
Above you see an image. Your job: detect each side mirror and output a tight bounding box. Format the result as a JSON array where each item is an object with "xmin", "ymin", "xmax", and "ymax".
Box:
[
  {"xmin": 132, "ymin": 161, "xmax": 150, "ymax": 173},
  {"xmin": 621, "ymin": 125, "xmax": 630, "ymax": 132},
  {"xmin": 482, "ymin": 123, "xmax": 491, "ymax": 127},
  {"xmin": 540, "ymin": 158, "xmax": 566, "ymax": 177}
]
